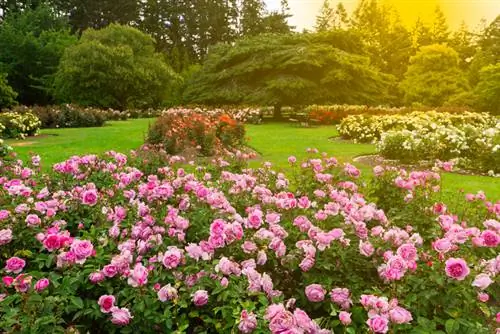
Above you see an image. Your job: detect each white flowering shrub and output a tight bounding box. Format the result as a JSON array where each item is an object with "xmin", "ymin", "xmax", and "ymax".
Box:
[{"xmin": 0, "ymin": 111, "xmax": 41, "ymax": 139}]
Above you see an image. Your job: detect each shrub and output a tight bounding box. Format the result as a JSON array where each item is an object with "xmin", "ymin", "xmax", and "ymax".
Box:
[
  {"xmin": 0, "ymin": 73, "xmax": 17, "ymax": 109},
  {"xmin": 0, "ymin": 150, "xmax": 497, "ymax": 333},
  {"xmin": 0, "ymin": 111, "xmax": 41, "ymax": 138},
  {"xmin": 147, "ymin": 110, "xmax": 245, "ymax": 156},
  {"xmin": 474, "ymin": 63, "xmax": 500, "ymax": 115},
  {"xmin": 54, "ymin": 24, "xmax": 178, "ymax": 110}
]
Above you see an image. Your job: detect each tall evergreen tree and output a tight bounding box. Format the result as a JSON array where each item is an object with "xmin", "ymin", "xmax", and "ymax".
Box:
[
  {"xmin": 431, "ymin": 6, "xmax": 450, "ymax": 44},
  {"xmin": 239, "ymin": 0, "xmax": 266, "ymax": 36},
  {"xmin": 315, "ymin": 0, "xmax": 334, "ymax": 32}
]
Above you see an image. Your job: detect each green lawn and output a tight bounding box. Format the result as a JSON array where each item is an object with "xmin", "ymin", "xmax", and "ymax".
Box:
[{"xmin": 7, "ymin": 119, "xmax": 499, "ymax": 200}]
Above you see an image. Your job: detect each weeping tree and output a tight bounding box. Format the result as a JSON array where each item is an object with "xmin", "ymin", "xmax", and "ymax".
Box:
[{"xmin": 184, "ymin": 31, "xmax": 392, "ymax": 118}]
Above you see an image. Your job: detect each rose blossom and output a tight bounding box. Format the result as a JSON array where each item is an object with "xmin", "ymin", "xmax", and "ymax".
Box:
[
  {"xmin": 98, "ymin": 295, "xmax": 116, "ymax": 313},
  {"xmin": 367, "ymin": 315, "xmax": 389, "ymax": 333},
  {"xmin": 89, "ymin": 272, "xmax": 105, "ymax": 283},
  {"xmin": 110, "ymin": 307, "xmax": 133, "ymax": 325},
  {"xmin": 34, "ymin": 278, "xmax": 50, "ymax": 292},
  {"xmin": 158, "ymin": 284, "xmax": 178, "ymax": 302},
  {"xmin": 70, "ymin": 239, "xmax": 94, "ymax": 262},
  {"xmin": 305, "ymin": 284, "xmax": 325, "ymax": 302},
  {"xmin": 82, "ymin": 189, "xmax": 98, "ymax": 206},
  {"xmin": 339, "ymin": 311, "xmax": 352, "ymax": 325},
  {"xmin": 239, "ymin": 310, "xmax": 257, "ymax": 333},
  {"xmin": 445, "ymin": 258, "xmax": 470, "ymax": 281},
  {"xmin": 127, "ymin": 263, "xmax": 148, "ymax": 287},
  {"xmin": 389, "ymin": 306, "xmax": 413, "ymax": 324},
  {"xmin": 477, "ymin": 292, "xmax": 489, "ymax": 302},
  {"xmin": 193, "ymin": 290, "xmax": 208, "ymax": 306},
  {"xmin": 0, "ymin": 229, "xmax": 12, "ymax": 245},
  {"xmin": 5, "ymin": 257, "xmax": 26, "ymax": 274},
  {"xmin": 471, "ymin": 273, "xmax": 493, "ymax": 290},
  {"xmin": 162, "ymin": 247, "xmax": 183, "ymax": 269}
]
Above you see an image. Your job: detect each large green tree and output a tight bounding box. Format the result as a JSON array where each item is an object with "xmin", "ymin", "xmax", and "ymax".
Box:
[
  {"xmin": 400, "ymin": 44, "xmax": 470, "ymax": 106},
  {"xmin": 54, "ymin": 24, "xmax": 178, "ymax": 110},
  {"xmin": 474, "ymin": 63, "xmax": 500, "ymax": 115},
  {"xmin": 0, "ymin": 73, "xmax": 17, "ymax": 109},
  {"xmin": 0, "ymin": 5, "xmax": 76, "ymax": 105},
  {"xmin": 184, "ymin": 32, "xmax": 392, "ymax": 117}
]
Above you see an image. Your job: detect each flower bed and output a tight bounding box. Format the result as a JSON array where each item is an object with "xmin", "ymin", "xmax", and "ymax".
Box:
[
  {"xmin": 147, "ymin": 109, "xmax": 246, "ymax": 156},
  {"xmin": 337, "ymin": 111, "xmax": 499, "ymax": 174},
  {"xmin": 0, "ymin": 111, "xmax": 41, "ymax": 139},
  {"xmin": 164, "ymin": 107, "xmax": 262, "ymax": 124},
  {"xmin": 0, "ymin": 148, "xmax": 498, "ymax": 333},
  {"xmin": 305, "ymin": 105, "xmax": 471, "ymax": 125}
]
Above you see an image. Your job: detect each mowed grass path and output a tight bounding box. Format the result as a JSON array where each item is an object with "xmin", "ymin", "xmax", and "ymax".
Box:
[{"xmin": 7, "ymin": 119, "xmax": 499, "ymax": 200}]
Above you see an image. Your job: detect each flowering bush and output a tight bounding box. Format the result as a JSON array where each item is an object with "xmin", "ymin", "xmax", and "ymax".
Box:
[
  {"xmin": 164, "ymin": 107, "xmax": 262, "ymax": 124},
  {"xmin": 147, "ymin": 110, "xmax": 245, "ymax": 156},
  {"xmin": 0, "ymin": 148, "xmax": 498, "ymax": 333},
  {"xmin": 338, "ymin": 111, "xmax": 496, "ymax": 143},
  {"xmin": 0, "ymin": 138, "xmax": 12, "ymax": 157},
  {"xmin": 306, "ymin": 105, "xmax": 471, "ymax": 125},
  {"xmin": 0, "ymin": 111, "xmax": 41, "ymax": 139}
]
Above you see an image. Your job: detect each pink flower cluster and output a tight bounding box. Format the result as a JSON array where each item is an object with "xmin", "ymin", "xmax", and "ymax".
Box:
[{"xmin": 361, "ymin": 295, "xmax": 413, "ymax": 333}]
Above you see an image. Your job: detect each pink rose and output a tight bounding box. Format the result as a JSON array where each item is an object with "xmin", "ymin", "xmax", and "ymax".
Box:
[
  {"xmin": 43, "ymin": 234, "xmax": 61, "ymax": 251},
  {"xmin": 397, "ymin": 243, "xmax": 418, "ymax": 261},
  {"xmin": 359, "ymin": 240, "xmax": 374, "ymax": 257},
  {"xmin": 330, "ymin": 288, "xmax": 351, "ymax": 309},
  {"xmin": 158, "ymin": 284, "xmax": 178, "ymax": 302},
  {"xmin": 102, "ymin": 264, "xmax": 118, "ymax": 277},
  {"xmin": 0, "ymin": 210, "xmax": 10, "ymax": 220},
  {"xmin": 0, "ymin": 229, "xmax": 12, "ymax": 245},
  {"xmin": 193, "ymin": 290, "xmax": 208, "ymax": 307},
  {"xmin": 242, "ymin": 241, "xmax": 258, "ymax": 253},
  {"xmin": 293, "ymin": 308, "xmax": 316, "ymax": 332},
  {"xmin": 433, "ymin": 238, "xmax": 452, "ymax": 253},
  {"xmin": 89, "ymin": 272, "xmax": 105, "ymax": 283},
  {"xmin": 127, "ymin": 263, "xmax": 148, "ymax": 287},
  {"xmin": 472, "ymin": 274, "xmax": 493, "ymax": 290},
  {"xmin": 3, "ymin": 276, "xmax": 14, "ymax": 286},
  {"xmin": 34, "ymin": 278, "xmax": 49, "ymax": 292},
  {"xmin": 98, "ymin": 295, "xmax": 115, "ymax": 313},
  {"xmin": 389, "ymin": 306, "xmax": 413, "ymax": 324},
  {"xmin": 70, "ymin": 239, "xmax": 94, "ymax": 262},
  {"xmin": 288, "ymin": 156, "xmax": 296, "ymax": 164},
  {"xmin": 299, "ymin": 257, "xmax": 315, "ymax": 272},
  {"xmin": 5, "ymin": 257, "xmax": 26, "ymax": 274},
  {"xmin": 445, "ymin": 258, "xmax": 470, "ymax": 281},
  {"xmin": 268, "ymin": 309, "xmax": 295, "ymax": 333},
  {"xmin": 82, "ymin": 189, "xmax": 98, "ymax": 206},
  {"xmin": 480, "ymin": 230, "xmax": 499, "ymax": 247},
  {"xmin": 367, "ymin": 315, "xmax": 389, "ymax": 333},
  {"xmin": 110, "ymin": 307, "xmax": 133, "ymax": 325},
  {"xmin": 305, "ymin": 284, "xmax": 325, "ymax": 302},
  {"xmin": 239, "ymin": 310, "xmax": 257, "ymax": 333},
  {"xmin": 339, "ymin": 311, "xmax": 352, "ymax": 325},
  {"xmin": 477, "ymin": 292, "xmax": 489, "ymax": 302},
  {"xmin": 26, "ymin": 214, "xmax": 41, "ymax": 227},
  {"xmin": 162, "ymin": 247, "xmax": 183, "ymax": 269}
]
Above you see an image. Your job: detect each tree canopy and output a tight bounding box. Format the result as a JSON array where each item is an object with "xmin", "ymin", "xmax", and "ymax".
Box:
[
  {"xmin": 400, "ymin": 44, "xmax": 470, "ymax": 106},
  {"xmin": 184, "ymin": 32, "xmax": 392, "ymax": 115},
  {"xmin": 0, "ymin": 73, "xmax": 17, "ymax": 108},
  {"xmin": 54, "ymin": 24, "xmax": 178, "ymax": 110}
]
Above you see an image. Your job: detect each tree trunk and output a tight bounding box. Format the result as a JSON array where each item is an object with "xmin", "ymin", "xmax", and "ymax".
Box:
[{"xmin": 273, "ymin": 104, "xmax": 282, "ymax": 119}]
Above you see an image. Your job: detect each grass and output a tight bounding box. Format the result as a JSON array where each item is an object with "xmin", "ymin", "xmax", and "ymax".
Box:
[{"xmin": 6, "ymin": 119, "xmax": 499, "ymax": 200}]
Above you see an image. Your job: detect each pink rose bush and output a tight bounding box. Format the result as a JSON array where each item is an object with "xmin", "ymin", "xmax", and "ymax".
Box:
[{"xmin": 0, "ymin": 148, "xmax": 498, "ymax": 333}]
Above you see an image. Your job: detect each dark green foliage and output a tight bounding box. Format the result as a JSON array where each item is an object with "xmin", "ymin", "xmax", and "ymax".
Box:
[
  {"xmin": 184, "ymin": 32, "xmax": 392, "ymax": 113},
  {"xmin": 54, "ymin": 24, "xmax": 178, "ymax": 110},
  {"xmin": 0, "ymin": 5, "xmax": 77, "ymax": 105},
  {"xmin": 0, "ymin": 73, "xmax": 17, "ymax": 108},
  {"xmin": 474, "ymin": 63, "xmax": 500, "ymax": 115},
  {"xmin": 400, "ymin": 44, "xmax": 470, "ymax": 106}
]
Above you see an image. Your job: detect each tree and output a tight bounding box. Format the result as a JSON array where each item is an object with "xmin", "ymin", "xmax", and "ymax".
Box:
[
  {"xmin": 0, "ymin": 0, "xmax": 44, "ymax": 20},
  {"xmin": 261, "ymin": 0, "xmax": 293, "ymax": 34},
  {"xmin": 315, "ymin": 0, "xmax": 334, "ymax": 32},
  {"xmin": 0, "ymin": 73, "xmax": 17, "ymax": 108},
  {"xmin": 54, "ymin": 24, "xmax": 178, "ymax": 110},
  {"xmin": 412, "ymin": 17, "xmax": 433, "ymax": 49},
  {"xmin": 51, "ymin": 0, "xmax": 140, "ymax": 33},
  {"xmin": 184, "ymin": 32, "xmax": 392, "ymax": 117},
  {"xmin": 0, "ymin": 5, "xmax": 76, "ymax": 105},
  {"xmin": 469, "ymin": 16, "xmax": 500, "ymax": 85},
  {"xmin": 450, "ymin": 21, "xmax": 476, "ymax": 69},
  {"xmin": 400, "ymin": 44, "xmax": 470, "ymax": 106},
  {"xmin": 474, "ymin": 63, "xmax": 500, "ymax": 114},
  {"xmin": 239, "ymin": 0, "xmax": 266, "ymax": 36},
  {"xmin": 431, "ymin": 6, "xmax": 449, "ymax": 44}
]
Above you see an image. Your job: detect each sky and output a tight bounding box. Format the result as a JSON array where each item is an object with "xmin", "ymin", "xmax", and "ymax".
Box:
[{"xmin": 265, "ymin": 0, "xmax": 500, "ymax": 31}]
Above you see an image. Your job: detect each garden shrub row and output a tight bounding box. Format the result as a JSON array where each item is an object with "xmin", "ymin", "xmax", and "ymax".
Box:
[
  {"xmin": 147, "ymin": 109, "xmax": 246, "ymax": 156},
  {"xmin": 0, "ymin": 111, "xmax": 41, "ymax": 139},
  {"xmin": 338, "ymin": 111, "xmax": 499, "ymax": 174},
  {"xmin": 305, "ymin": 105, "xmax": 472, "ymax": 124},
  {"xmin": 0, "ymin": 149, "xmax": 498, "ymax": 333}
]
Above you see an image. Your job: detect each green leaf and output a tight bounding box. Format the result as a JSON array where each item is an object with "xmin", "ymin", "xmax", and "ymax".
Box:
[
  {"xmin": 445, "ymin": 319, "xmax": 460, "ymax": 334},
  {"xmin": 70, "ymin": 296, "xmax": 84, "ymax": 309}
]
